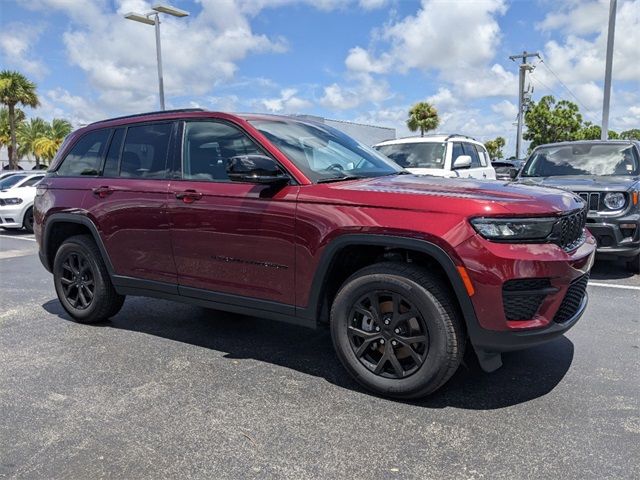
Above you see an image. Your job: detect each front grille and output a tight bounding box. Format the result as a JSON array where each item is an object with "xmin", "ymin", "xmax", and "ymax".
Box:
[
  {"xmin": 557, "ymin": 208, "xmax": 587, "ymax": 251},
  {"xmin": 502, "ymin": 278, "xmax": 552, "ymax": 321},
  {"xmin": 553, "ymin": 273, "xmax": 589, "ymax": 323}
]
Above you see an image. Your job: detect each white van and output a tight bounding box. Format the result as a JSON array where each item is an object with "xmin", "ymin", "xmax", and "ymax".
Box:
[{"xmin": 374, "ymin": 134, "xmax": 496, "ymax": 180}]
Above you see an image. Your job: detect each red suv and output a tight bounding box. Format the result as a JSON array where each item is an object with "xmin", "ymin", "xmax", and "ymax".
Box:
[{"xmin": 34, "ymin": 109, "xmax": 596, "ymax": 398}]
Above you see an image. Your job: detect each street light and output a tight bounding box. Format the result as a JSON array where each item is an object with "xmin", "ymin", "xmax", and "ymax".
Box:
[{"xmin": 124, "ymin": 4, "xmax": 190, "ymax": 110}]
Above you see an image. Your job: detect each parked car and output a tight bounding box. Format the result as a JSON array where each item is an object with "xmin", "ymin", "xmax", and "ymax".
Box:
[
  {"xmin": 35, "ymin": 109, "xmax": 595, "ymax": 399},
  {"xmin": 492, "ymin": 158, "xmax": 525, "ymax": 181},
  {"xmin": 515, "ymin": 140, "xmax": 639, "ymax": 273},
  {"xmin": 0, "ymin": 171, "xmax": 21, "ymax": 181},
  {"xmin": 0, "ymin": 172, "xmax": 45, "ymax": 233},
  {"xmin": 374, "ymin": 134, "xmax": 496, "ymax": 179}
]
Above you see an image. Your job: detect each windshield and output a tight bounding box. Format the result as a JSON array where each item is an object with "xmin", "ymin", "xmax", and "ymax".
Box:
[
  {"xmin": 374, "ymin": 142, "xmax": 446, "ymax": 169},
  {"xmin": 249, "ymin": 119, "xmax": 402, "ymax": 182},
  {"xmin": 0, "ymin": 175, "xmax": 27, "ymax": 190},
  {"xmin": 522, "ymin": 143, "xmax": 639, "ymax": 177}
]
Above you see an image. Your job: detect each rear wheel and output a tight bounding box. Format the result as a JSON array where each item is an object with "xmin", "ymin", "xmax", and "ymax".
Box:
[
  {"xmin": 22, "ymin": 207, "xmax": 34, "ymax": 233},
  {"xmin": 330, "ymin": 262, "xmax": 465, "ymax": 399},
  {"xmin": 53, "ymin": 235, "xmax": 125, "ymax": 324}
]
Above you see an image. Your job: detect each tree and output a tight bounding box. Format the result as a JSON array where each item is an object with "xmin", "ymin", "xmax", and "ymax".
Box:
[
  {"xmin": 407, "ymin": 101, "xmax": 440, "ymax": 137},
  {"xmin": 484, "ymin": 136, "xmax": 506, "ymax": 160},
  {"xmin": 33, "ymin": 118, "xmax": 73, "ymax": 163},
  {"xmin": 576, "ymin": 121, "xmax": 618, "ymax": 140},
  {"xmin": 17, "ymin": 117, "xmax": 48, "ymax": 167},
  {"xmin": 523, "ymin": 95, "xmax": 582, "ymax": 151},
  {"xmin": 0, "ymin": 107, "xmax": 26, "ymax": 167},
  {"xmin": 0, "ymin": 71, "xmax": 40, "ymax": 169},
  {"xmin": 620, "ymin": 129, "xmax": 640, "ymax": 141}
]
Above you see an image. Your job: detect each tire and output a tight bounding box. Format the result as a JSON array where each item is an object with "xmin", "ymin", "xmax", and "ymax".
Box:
[
  {"xmin": 22, "ymin": 207, "xmax": 34, "ymax": 233},
  {"xmin": 330, "ymin": 262, "xmax": 465, "ymax": 399},
  {"xmin": 626, "ymin": 254, "xmax": 640, "ymax": 274},
  {"xmin": 53, "ymin": 234, "xmax": 125, "ymax": 324}
]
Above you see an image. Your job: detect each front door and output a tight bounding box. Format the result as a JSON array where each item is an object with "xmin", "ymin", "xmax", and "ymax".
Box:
[{"xmin": 167, "ymin": 120, "xmax": 297, "ymax": 306}]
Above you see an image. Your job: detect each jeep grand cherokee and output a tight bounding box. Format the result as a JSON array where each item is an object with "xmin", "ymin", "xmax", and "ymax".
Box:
[{"xmin": 34, "ymin": 109, "xmax": 596, "ymax": 399}]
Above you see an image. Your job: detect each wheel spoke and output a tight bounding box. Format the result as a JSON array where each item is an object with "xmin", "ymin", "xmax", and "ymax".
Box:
[
  {"xmin": 373, "ymin": 351, "xmax": 389, "ymax": 374},
  {"xmin": 78, "ymin": 288, "xmax": 88, "ymax": 308},
  {"xmin": 365, "ymin": 293, "xmax": 381, "ymax": 322},
  {"xmin": 60, "ymin": 277, "xmax": 73, "ymax": 286},
  {"xmin": 348, "ymin": 325, "xmax": 379, "ymax": 340},
  {"xmin": 62, "ymin": 263, "xmax": 73, "ymax": 274},
  {"xmin": 396, "ymin": 340, "xmax": 424, "ymax": 365},
  {"xmin": 82, "ymin": 285, "xmax": 94, "ymax": 300},
  {"xmin": 388, "ymin": 349, "xmax": 404, "ymax": 377},
  {"xmin": 400, "ymin": 335, "xmax": 427, "ymax": 345}
]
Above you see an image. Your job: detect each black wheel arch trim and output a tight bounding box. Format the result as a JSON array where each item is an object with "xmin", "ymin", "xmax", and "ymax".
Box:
[
  {"xmin": 298, "ymin": 234, "xmax": 483, "ymax": 336},
  {"xmin": 41, "ymin": 213, "xmax": 115, "ymax": 274}
]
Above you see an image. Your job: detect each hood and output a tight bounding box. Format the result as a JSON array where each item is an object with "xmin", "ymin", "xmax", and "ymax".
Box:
[
  {"xmin": 406, "ymin": 168, "xmax": 457, "ymax": 178},
  {"xmin": 299, "ymin": 174, "xmax": 584, "ymax": 216},
  {"xmin": 517, "ymin": 175, "xmax": 639, "ymax": 192}
]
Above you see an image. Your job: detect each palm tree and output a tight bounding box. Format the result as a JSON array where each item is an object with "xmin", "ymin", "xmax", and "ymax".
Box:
[
  {"xmin": 17, "ymin": 117, "xmax": 48, "ymax": 168},
  {"xmin": 33, "ymin": 118, "xmax": 73, "ymax": 164},
  {"xmin": 407, "ymin": 101, "xmax": 440, "ymax": 137},
  {"xmin": 0, "ymin": 70, "xmax": 40, "ymax": 169},
  {"xmin": 0, "ymin": 107, "xmax": 26, "ymax": 168}
]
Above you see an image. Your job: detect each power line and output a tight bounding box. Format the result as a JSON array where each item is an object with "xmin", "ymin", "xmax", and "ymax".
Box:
[{"xmin": 539, "ymin": 59, "xmax": 600, "ymax": 121}]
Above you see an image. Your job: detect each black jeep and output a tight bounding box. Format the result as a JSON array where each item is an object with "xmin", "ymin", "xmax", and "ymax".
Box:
[{"xmin": 515, "ymin": 140, "xmax": 640, "ymax": 273}]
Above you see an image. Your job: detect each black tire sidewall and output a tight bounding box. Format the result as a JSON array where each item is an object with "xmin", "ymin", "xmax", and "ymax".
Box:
[
  {"xmin": 23, "ymin": 207, "xmax": 34, "ymax": 233},
  {"xmin": 331, "ymin": 273, "xmax": 451, "ymax": 397},
  {"xmin": 53, "ymin": 239, "xmax": 108, "ymax": 322}
]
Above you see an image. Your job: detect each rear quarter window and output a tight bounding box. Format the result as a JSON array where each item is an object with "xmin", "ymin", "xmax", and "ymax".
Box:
[{"xmin": 57, "ymin": 129, "xmax": 110, "ymax": 176}]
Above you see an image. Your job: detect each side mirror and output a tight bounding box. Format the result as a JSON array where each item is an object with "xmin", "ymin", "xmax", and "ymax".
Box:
[
  {"xmin": 509, "ymin": 167, "xmax": 519, "ymax": 180},
  {"xmin": 226, "ymin": 155, "xmax": 290, "ymax": 185},
  {"xmin": 453, "ymin": 155, "xmax": 472, "ymax": 169}
]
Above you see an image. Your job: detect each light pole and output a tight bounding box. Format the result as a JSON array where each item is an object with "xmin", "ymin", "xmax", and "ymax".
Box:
[{"xmin": 124, "ymin": 4, "xmax": 189, "ymax": 110}]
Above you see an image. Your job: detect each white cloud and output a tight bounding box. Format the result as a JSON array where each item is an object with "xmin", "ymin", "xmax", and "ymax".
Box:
[
  {"xmin": 491, "ymin": 99, "xmax": 517, "ymax": 119},
  {"xmin": 0, "ymin": 23, "xmax": 48, "ymax": 78},
  {"xmin": 320, "ymin": 73, "xmax": 391, "ymax": 110},
  {"xmin": 427, "ymin": 88, "xmax": 459, "ymax": 109},
  {"xmin": 345, "ymin": 47, "xmax": 391, "ymax": 74},
  {"xmin": 260, "ymin": 88, "xmax": 312, "ymax": 113},
  {"xmin": 358, "ymin": 0, "xmax": 389, "ymax": 11}
]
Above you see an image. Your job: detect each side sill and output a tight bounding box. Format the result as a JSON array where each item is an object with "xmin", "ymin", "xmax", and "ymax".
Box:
[{"xmin": 111, "ymin": 275, "xmax": 314, "ymax": 329}]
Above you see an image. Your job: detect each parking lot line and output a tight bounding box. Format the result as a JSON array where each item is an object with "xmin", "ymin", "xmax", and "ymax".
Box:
[
  {"xmin": 588, "ymin": 281, "xmax": 640, "ymax": 291},
  {"xmin": 0, "ymin": 235, "xmax": 36, "ymax": 242}
]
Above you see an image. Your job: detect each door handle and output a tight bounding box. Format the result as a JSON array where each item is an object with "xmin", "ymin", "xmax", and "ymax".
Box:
[
  {"xmin": 92, "ymin": 186, "xmax": 114, "ymax": 198},
  {"xmin": 175, "ymin": 190, "xmax": 203, "ymax": 204}
]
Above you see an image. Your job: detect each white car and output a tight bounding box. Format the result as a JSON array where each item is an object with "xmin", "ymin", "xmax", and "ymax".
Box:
[
  {"xmin": 374, "ymin": 134, "xmax": 497, "ymax": 180},
  {"xmin": 0, "ymin": 173, "xmax": 45, "ymax": 233}
]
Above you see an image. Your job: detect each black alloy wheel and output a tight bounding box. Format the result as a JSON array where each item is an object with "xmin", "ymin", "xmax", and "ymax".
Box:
[
  {"xmin": 59, "ymin": 251, "xmax": 95, "ymax": 310},
  {"xmin": 348, "ymin": 291, "xmax": 429, "ymax": 379}
]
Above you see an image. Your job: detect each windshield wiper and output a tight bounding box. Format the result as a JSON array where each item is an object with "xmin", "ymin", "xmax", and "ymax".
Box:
[{"xmin": 317, "ymin": 175, "xmax": 363, "ymax": 184}]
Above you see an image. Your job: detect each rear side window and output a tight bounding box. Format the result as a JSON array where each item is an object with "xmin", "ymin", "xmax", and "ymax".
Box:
[
  {"xmin": 120, "ymin": 123, "xmax": 172, "ymax": 178},
  {"xmin": 20, "ymin": 176, "xmax": 44, "ymax": 187},
  {"xmin": 57, "ymin": 129, "xmax": 110, "ymax": 176},
  {"xmin": 103, "ymin": 128, "xmax": 125, "ymax": 177},
  {"xmin": 474, "ymin": 144, "xmax": 489, "ymax": 167}
]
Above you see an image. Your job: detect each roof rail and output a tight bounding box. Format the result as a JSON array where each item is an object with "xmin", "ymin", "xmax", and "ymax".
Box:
[
  {"xmin": 444, "ymin": 133, "xmax": 477, "ymax": 141},
  {"xmin": 88, "ymin": 108, "xmax": 205, "ymax": 126}
]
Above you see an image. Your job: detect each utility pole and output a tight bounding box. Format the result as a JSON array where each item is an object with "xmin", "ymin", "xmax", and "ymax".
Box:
[
  {"xmin": 601, "ymin": 0, "xmax": 617, "ymax": 140},
  {"xmin": 509, "ymin": 51, "xmax": 540, "ymax": 158}
]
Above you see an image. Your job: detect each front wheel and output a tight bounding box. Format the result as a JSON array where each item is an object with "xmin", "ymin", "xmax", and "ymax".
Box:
[
  {"xmin": 330, "ymin": 262, "xmax": 465, "ymax": 399},
  {"xmin": 53, "ymin": 235, "xmax": 125, "ymax": 324}
]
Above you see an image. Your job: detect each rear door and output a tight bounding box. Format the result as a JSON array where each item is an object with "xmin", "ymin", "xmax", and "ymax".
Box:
[
  {"xmin": 472, "ymin": 144, "xmax": 496, "ymax": 179},
  {"xmin": 167, "ymin": 119, "xmax": 297, "ymax": 306},
  {"xmin": 80, "ymin": 122, "xmax": 177, "ymax": 285}
]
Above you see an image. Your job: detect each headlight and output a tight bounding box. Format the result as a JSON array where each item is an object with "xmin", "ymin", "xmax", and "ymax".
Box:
[
  {"xmin": 470, "ymin": 217, "xmax": 557, "ymax": 240},
  {"xmin": 2, "ymin": 198, "xmax": 22, "ymax": 205},
  {"xmin": 603, "ymin": 192, "xmax": 626, "ymax": 210}
]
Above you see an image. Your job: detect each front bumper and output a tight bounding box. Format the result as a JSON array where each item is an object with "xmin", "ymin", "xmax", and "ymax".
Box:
[
  {"xmin": 0, "ymin": 205, "xmax": 25, "ymax": 228},
  {"xmin": 455, "ymin": 232, "xmax": 596, "ymax": 353},
  {"xmin": 586, "ymin": 213, "xmax": 640, "ymax": 258}
]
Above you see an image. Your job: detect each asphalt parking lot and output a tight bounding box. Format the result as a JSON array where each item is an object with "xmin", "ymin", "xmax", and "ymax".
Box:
[{"xmin": 1, "ymin": 230, "xmax": 638, "ymax": 479}]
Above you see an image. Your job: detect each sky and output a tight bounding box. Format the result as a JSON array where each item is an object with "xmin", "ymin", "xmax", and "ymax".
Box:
[{"xmin": 1, "ymin": 0, "xmax": 639, "ymax": 157}]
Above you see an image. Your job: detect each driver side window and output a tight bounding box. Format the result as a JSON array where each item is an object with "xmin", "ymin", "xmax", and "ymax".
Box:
[{"xmin": 182, "ymin": 121, "xmax": 264, "ymax": 181}]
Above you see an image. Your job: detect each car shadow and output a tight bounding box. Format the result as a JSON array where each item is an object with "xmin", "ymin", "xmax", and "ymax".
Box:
[
  {"xmin": 42, "ymin": 297, "xmax": 574, "ymax": 410},
  {"xmin": 590, "ymin": 258, "xmax": 636, "ymax": 280},
  {"xmin": 0, "ymin": 229, "xmax": 31, "ymax": 237}
]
